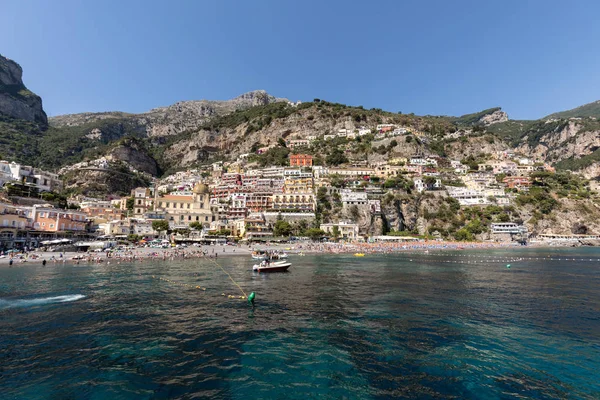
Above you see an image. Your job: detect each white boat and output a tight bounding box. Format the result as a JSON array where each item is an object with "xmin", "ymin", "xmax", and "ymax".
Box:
[
  {"xmin": 253, "ymin": 260, "xmax": 292, "ymax": 272},
  {"xmin": 251, "ymin": 250, "xmax": 288, "ymax": 260}
]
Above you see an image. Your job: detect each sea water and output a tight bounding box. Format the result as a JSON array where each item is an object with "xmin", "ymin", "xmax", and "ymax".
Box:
[{"xmin": 0, "ymin": 248, "xmax": 599, "ymax": 399}]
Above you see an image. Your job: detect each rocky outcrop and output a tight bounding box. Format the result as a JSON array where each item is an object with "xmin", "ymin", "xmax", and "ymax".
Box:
[
  {"xmin": 515, "ymin": 120, "xmax": 600, "ymax": 163},
  {"xmin": 579, "ymin": 162, "xmax": 600, "ymax": 179},
  {"xmin": 521, "ymin": 197, "xmax": 600, "ymax": 236},
  {"xmin": 61, "ymin": 168, "xmax": 150, "ymax": 197},
  {"xmin": 479, "ymin": 109, "xmax": 508, "ymax": 125},
  {"xmin": 0, "ymin": 54, "xmax": 47, "ymax": 125},
  {"xmin": 445, "ymin": 135, "xmax": 510, "ymax": 160},
  {"xmin": 49, "ymin": 90, "xmax": 287, "ymax": 139},
  {"xmin": 107, "ymin": 142, "xmax": 159, "ymax": 176}
]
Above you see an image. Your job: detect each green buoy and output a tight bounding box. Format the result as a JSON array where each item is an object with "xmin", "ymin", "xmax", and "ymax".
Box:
[
  {"xmin": 248, "ymin": 292, "xmax": 256, "ymax": 305},
  {"xmin": 506, "ymin": 264, "xmax": 511, "ymax": 268}
]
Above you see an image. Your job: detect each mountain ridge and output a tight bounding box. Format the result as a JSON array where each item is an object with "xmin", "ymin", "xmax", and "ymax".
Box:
[{"xmin": 544, "ymin": 100, "xmax": 600, "ymax": 120}]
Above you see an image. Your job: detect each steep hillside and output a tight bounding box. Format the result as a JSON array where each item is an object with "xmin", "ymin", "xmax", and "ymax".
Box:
[
  {"xmin": 0, "ymin": 54, "xmax": 47, "ymax": 125},
  {"xmin": 3, "ymin": 52, "xmax": 600, "ymax": 194},
  {"xmin": 544, "ymin": 100, "xmax": 600, "ymax": 120},
  {"xmin": 160, "ymin": 100, "xmax": 459, "ymax": 170}
]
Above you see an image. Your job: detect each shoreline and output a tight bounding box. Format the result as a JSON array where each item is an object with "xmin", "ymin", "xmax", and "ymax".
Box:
[{"xmin": 0, "ymin": 240, "xmax": 591, "ymax": 267}]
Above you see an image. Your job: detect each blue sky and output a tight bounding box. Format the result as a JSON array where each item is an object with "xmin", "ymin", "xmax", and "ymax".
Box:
[{"xmin": 1, "ymin": 0, "xmax": 599, "ymax": 119}]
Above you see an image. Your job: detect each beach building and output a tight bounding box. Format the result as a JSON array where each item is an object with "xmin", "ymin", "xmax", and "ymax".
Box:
[
  {"xmin": 29, "ymin": 205, "xmax": 88, "ymax": 232},
  {"xmin": 320, "ymin": 221, "xmax": 360, "ymax": 240},
  {"xmin": 155, "ymin": 183, "xmax": 213, "ymax": 228},
  {"xmin": 490, "ymin": 223, "xmax": 528, "ymax": 235}
]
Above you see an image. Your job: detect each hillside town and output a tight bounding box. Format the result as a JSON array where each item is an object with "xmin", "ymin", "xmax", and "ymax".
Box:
[{"xmin": 2, "ymin": 122, "xmax": 599, "ymax": 251}]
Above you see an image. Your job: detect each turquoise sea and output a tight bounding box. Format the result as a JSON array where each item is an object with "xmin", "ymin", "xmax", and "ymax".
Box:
[{"xmin": 1, "ymin": 248, "xmax": 599, "ymax": 399}]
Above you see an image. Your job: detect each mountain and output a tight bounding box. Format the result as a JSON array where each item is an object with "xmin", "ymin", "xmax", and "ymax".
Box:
[
  {"xmin": 2, "ymin": 54, "xmax": 600, "ymax": 188},
  {"xmin": 49, "ymin": 90, "xmax": 287, "ymax": 137},
  {"xmin": 0, "ymin": 54, "xmax": 47, "ymax": 125},
  {"xmin": 544, "ymin": 100, "xmax": 600, "ymax": 120}
]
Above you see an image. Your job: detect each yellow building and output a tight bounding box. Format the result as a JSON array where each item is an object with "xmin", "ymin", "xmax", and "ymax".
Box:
[
  {"xmin": 272, "ymin": 193, "xmax": 315, "ymax": 212},
  {"xmin": 388, "ymin": 157, "xmax": 408, "ymax": 165},
  {"xmin": 156, "ymin": 184, "xmax": 213, "ymax": 228},
  {"xmin": 374, "ymin": 165, "xmax": 405, "ymax": 179},
  {"xmin": 0, "ymin": 202, "xmax": 31, "ymax": 250},
  {"xmin": 284, "ymin": 176, "xmax": 314, "ymax": 193}
]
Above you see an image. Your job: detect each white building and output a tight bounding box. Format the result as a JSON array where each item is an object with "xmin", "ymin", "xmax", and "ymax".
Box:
[
  {"xmin": 340, "ymin": 189, "xmax": 368, "ymax": 206},
  {"xmin": 446, "ymin": 187, "xmax": 489, "ymax": 206},
  {"xmin": 320, "ymin": 221, "xmax": 360, "ymax": 240},
  {"xmin": 491, "ymin": 223, "xmax": 528, "ymax": 235},
  {"xmin": 1, "ymin": 161, "xmax": 63, "ymax": 192},
  {"xmin": 410, "ymin": 157, "xmax": 438, "ymax": 167},
  {"xmin": 413, "ymin": 178, "xmax": 442, "ymax": 193}
]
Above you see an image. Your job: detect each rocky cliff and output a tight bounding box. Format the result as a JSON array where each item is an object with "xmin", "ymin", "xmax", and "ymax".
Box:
[
  {"xmin": 49, "ymin": 90, "xmax": 287, "ymax": 138},
  {"xmin": 0, "ymin": 54, "xmax": 47, "ymax": 125},
  {"xmin": 478, "ymin": 109, "xmax": 508, "ymax": 126}
]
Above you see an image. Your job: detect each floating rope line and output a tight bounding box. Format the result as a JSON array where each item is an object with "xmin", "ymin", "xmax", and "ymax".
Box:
[
  {"xmin": 151, "ymin": 259, "xmax": 250, "ymax": 301},
  {"xmin": 152, "ymin": 275, "xmax": 206, "ymax": 291},
  {"xmin": 207, "ymin": 258, "xmax": 248, "ymax": 299},
  {"xmin": 388, "ymin": 252, "xmax": 600, "ymax": 263}
]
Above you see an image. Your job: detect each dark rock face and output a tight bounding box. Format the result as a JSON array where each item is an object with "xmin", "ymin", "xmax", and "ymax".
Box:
[
  {"xmin": 0, "ymin": 54, "xmax": 47, "ymax": 125},
  {"xmin": 108, "ymin": 144, "xmax": 159, "ymax": 176}
]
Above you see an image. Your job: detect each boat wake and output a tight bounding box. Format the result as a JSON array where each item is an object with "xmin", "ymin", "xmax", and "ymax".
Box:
[{"xmin": 0, "ymin": 294, "xmax": 86, "ymax": 309}]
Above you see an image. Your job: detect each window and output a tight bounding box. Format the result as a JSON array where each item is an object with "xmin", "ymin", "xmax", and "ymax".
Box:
[
  {"xmin": 187, "ymin": 204, "xmax": 190, "ymax": 209},
  {"xmin": 205, "ymin": 216, "xmax": 208, "ymax": 222},
  {"xmin": 50, "ymin": 224, "xmax": 54, "ymax": 228},
  {"xmin": 42, "ymin": 222, "xmax": 46, "ymax": 227}
]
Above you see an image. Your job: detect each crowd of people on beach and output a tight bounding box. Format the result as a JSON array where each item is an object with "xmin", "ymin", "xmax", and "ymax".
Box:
[
  {"xmin": 0, "ymin": 243, "xmax": 248, "ymax": 266},
  {"xmin": 1, "ymin": 239, "xmax": 520, "ymax": 266},
  {"xmin": 303, "ymin": 240, "xmax": 519, "ymax": 255}
]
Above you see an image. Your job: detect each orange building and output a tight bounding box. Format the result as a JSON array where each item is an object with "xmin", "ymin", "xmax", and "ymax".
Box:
[
  {"xmin": 31, "ymin": 207, "xmax": 88, "ymax": 232},
  {"xmin": 503, "ymin": 176, "xmax": 532, "ymax": 190},
  {"xmin": 290, "ymin": 154, "xmax": 313, "ymax": 167}
]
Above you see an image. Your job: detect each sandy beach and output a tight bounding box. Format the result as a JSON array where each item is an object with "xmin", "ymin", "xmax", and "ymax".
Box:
[{"xmin": 0, "ymin": 240, "xmax": 527, "ymax": 266}]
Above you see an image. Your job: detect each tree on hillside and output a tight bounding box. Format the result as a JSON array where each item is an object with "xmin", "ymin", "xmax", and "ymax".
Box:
[
  {"xmin": 273, "ymin": 220, "xmax": 293, "ymax": 237},
  {"xmin": 126, "ymin": 197, "xmax": 135, "ymax": 211},
  {"xmin": 152, "ymin": 220, "xmax": 170, "ymax": 236},
  {"xmin": 127, "ymin": 234, "xmax": 141, "ymax": 242},
  {"xmin": 332, "ymin": 225, "xmax": 341, "ymax": 240},
  {"xmin": 306, "ymin": 228, "xmax": 326, "ymax": 241},
  {"xmin": 326, "ymin": 148, "xmax": 348, "ymax": 166},
  {"xmin": 189, "ymin": 221, "xmax": 203, "ymax": 230}
]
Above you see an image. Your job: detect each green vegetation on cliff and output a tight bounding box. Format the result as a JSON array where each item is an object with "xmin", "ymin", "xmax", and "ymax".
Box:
[{"xmin": 544, "ymin": 100, "xmax": 600, "ymax": 120}]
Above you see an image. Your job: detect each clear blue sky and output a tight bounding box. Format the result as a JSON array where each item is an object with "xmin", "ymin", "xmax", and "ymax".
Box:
[{"xmin": 1, "ymin": 0, "xmax": 599, "ymax": 119}]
